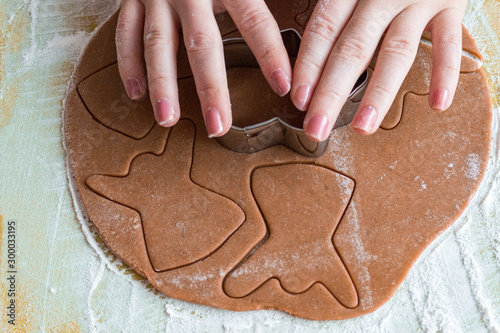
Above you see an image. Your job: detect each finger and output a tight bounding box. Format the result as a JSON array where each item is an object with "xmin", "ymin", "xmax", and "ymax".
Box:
[
  {"xmin": 116, "ymin": 0, "xmax": 147, "ymax": 100},
  {"xmin": 176, "ymin": 1, "xmax": 231, "ymax": 137},
  {"xmin": 352, "ymin": 5, "xmax": 429, "ymax": 135},
  {"xmin": 427, "ymin": 7, "xmax": 464, "ymax": 111},
  {"xmin": 292, "ymin": 0, "xmax": 358, "ymax": 110},
  {"xmin": 304, "ymin": 1, "xmax": 394, "ymax": 141},
  {"xmin": 222, "ymin": 0, "xmax": 292, "ymax": 96},
  {"xmin": 143, "ymin": 0, "xmax": 180, "ymax": 127}
]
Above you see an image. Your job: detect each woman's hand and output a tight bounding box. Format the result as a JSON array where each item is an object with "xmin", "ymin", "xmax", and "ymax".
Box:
[
  {"xmin": 292, "ymin": 0, "xmax": 467, "ymax": 141},
  {"xmin": 116, "ymin": 0, "xmax": 292, "ymax": 137}
]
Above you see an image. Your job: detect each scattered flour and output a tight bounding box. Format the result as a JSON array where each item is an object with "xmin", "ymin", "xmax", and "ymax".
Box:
[
  {"xmin": 345, "ymin": 200, "xmax": 375, "ymax": 310},
  {"xmin": 415, "ymin": 176, "xmax": 428, "ymax": 191},
  {"xmin": 456, "ymin": 220, "xmax": 500, "ymax": 332},
  {"xmin": 465, "ymin": 153, "xmax": 482, "ymax": 180}
]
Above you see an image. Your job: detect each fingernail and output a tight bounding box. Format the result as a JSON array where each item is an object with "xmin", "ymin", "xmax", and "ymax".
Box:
[
  {"xmin": 295, "ymin": 84, "xmax": 311, "ymax": 111},
  {"xmin": 126, "ymin": 78, "xmax": 142, "ymax": 100},
  {"xmin": 352, "ymin": 106, "xmax": 377, "ymax": 134},
  {"xmin": 432, "ymin": 89, "xmax": 449, "ymax": 111},
  {"xmin": 205, "ymin": 107, "xmax": 224, "ymax": 138},
  {"xmin": 306, "ymin": 114, "xmax": 329, "ymax": 142},
  {"xmin": 271, "ymin": 69, "xmax": 291, "ymax": 97},
  {"xmin": 156, "ymin": 98, "xmax": 176, "ymax": 127}
]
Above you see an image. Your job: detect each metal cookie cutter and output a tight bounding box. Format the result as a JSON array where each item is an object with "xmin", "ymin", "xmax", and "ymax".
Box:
[{"xmin": 216, "ymin": 29, "xmax": 370, "ymax": 158}]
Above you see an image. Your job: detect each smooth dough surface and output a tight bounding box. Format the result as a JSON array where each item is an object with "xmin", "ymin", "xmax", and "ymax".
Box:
[{"xmin": 64, "ymin": 0, "xmax": 492, "ymax": 320}]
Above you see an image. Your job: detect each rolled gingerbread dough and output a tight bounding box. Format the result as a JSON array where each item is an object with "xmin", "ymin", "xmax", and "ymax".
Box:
[{"xmin": 64, "ymin": 0, "xmax": 492, "ymax": 320}]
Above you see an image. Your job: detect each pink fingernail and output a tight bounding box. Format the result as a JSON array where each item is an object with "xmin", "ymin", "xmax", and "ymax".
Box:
[
  {"xmin": 126, "ymin": 78, "xmax": 142, "ymax": 100},
  {"xmin": 352, "ymin": 106, "xmax": 378, "ymax": 134},
  {"xmin": 271, "ymin": 69, "xmax": 291, "ymax": 97},
  {"xmin": 205, "ymin": 108, "xmax": 224, "ymax": 138},
  {"xmin": 432, "ymin": 89, "xmax": 450, "ymax": 111},
  {"xmin": 156, "ymin": 98, "xmax": 176, "ymax": 127},
  {"xmin": 295, "ymin": 84, "xmax": 311, "ymax": 111},
  {"xmin": 306, "ymin": 114, "xmax": 329, "ymax": 142}
]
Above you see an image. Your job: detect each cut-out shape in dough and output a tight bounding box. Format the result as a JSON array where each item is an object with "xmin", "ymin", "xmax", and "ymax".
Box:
[
  {"xmin": 224, "ymin": 164, "xmax": 358, "ymax": 308},
  {"xmin": 295, "ymin": 0, "xmax": 314, "ymax": 30},
  {"xmin": 422, "ymin": 26, "xmax": 483, "ymax": 61},
  {"xmin": 86, "ymin": 120, "xmax": 246, "ymax": 272},
  {"xmin": 269, "ymin": 0, "xmax": 310, "ymax": 32},
  {"xmin": 372, "ymin": 33, "xmax": 482, "ymax": 131},
  {"xmin": 78, "ymin": 63, "xmax": 156, "ymax": 140},
  {"xmin": 376, "ymin": 44, "xmax": 433, "ymax": 130},
  {"xmin": 376, "ymin": 42, "xmax": 481, "ymax": 131}
]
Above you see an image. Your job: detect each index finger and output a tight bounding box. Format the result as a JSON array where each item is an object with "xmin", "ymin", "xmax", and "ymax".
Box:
[
  {"xmin": 175, "ymin": 0, "xmax": 232, "ymax": 137},
  {"xmin": 222, "ymin": 0, "xmax": 292, "ymax": 96}
]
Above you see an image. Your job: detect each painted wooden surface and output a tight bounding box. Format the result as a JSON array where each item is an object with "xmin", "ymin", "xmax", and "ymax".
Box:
[{"xmin": 0, "ymin": 0, "xmax": 498, "ymax": 331}]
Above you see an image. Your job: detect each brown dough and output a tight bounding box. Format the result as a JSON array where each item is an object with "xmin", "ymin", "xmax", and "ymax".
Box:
[
  {"xmin": 87, "ymin": 120, "xmax": 245, "ymax": 272},
  {"xmin": 228, "ymin": 67, "xmax": 305, "ymax": 129},
  {"xmin": 223, "ymin": 164, "xmax": 357, "ymax": 308},
  {"xmin": 64, "ymin": 1, "xmax": 492, "ymax": 320}
]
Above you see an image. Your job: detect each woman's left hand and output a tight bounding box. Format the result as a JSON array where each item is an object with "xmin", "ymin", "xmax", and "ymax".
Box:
[{"xmin": 291, "ymin": 0, "xmax": 467, "ymax": 141}]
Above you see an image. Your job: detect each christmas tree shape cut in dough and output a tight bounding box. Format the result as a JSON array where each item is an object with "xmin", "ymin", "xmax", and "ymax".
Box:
[
  {"xmin": 86, "ymin": 119, "xmax": 245, "ymax": 272},
  {"xmin": 224, "ymin": 164, "xmax": 358, "ymax": 308}
]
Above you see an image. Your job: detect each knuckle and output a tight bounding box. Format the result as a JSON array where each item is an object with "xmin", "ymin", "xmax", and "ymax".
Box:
[
  {"xmin": 117, "ymin": 53, "xmax": 135, "ymax": 65},
  {"xmin": 185, "ymin": 31, "xmax": 216, "ymax": 53},
  {"xmin": 440, "ymin": 63, "xmax": 460, "ymax": 74},
  {"xmin": 381, "ymin": 38, "xmax": 416, "ymax": 61},
  {"xmin": 238, "ymin": 6, "xmax": 269, "ymax": 34},
  {"xmin": 144, "ymin": 26, "xmax": 173, "ymax": 49},
  {"xmin": 334, "ymin": 36, "xmax": 370, "ymax": 64},
  {"xmin": 257, "ymin": 46, "xmax": 280, "ymax": 67},
  {"xmin": 148, "ymin": 76, "xmax": 170, "ymax": 92},
  {"xmin": 436, "ymin": 33, "xmax": 461, "ymax": 51},
  {"xmin": 370, "ymin": 83, "xmax": 393, "ymax": 99},
  {"xmin": 116, "ymin": 21, "xmax": 133, "ymax": 42},
  {"xmin": 308, "ymin": 13, "xmax": 340, "ymax": 43},
  {"xmin": 197, "ymin": 86, "xmax": 220, "ymax": 101},
  {"xmin": 316, "ymin": 88, "xmax": 343, "ymax": 105},
  {"xmin": 295, "ymin": 56, "xmax": 323, "ymax": 73}
]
